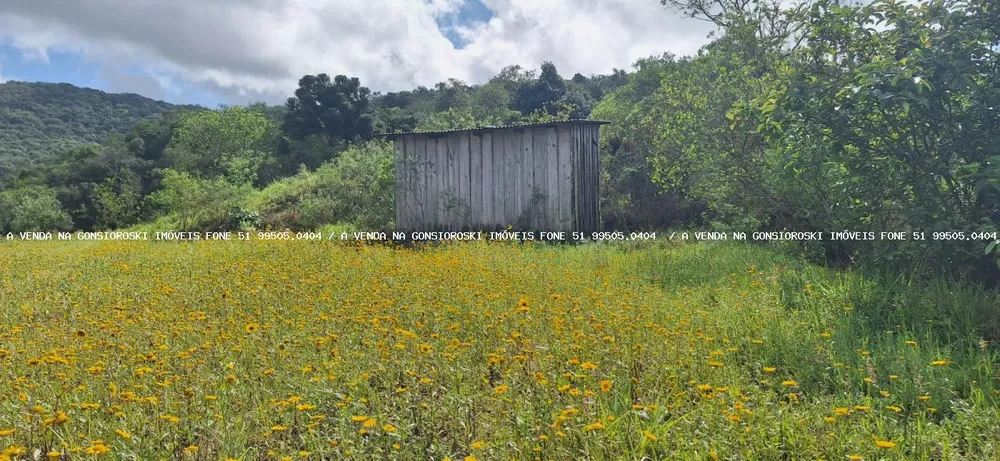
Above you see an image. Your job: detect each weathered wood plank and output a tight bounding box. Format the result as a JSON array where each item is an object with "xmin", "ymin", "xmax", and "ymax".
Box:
[
  {"xmin": 393, "ymin": 122, "xmax": 605, "ymax": 233},
  {"xmin": 439, "ymin": 136, "xmax": 450, "ymax": 229},
  {"xmin": 434, "ymin": 137, "xmax": 446, "ymax": 229},
  {"xmin": 544, "ymin": 127, "xmax": 559, "ymax": 231},
  {"xmin": 587, "ymin": 125, "xmax": 595, "ymax": 232},
  {"xmin": 503, "ymin": 130, "xmax": 517, "ymax": 226},
  {"xmin": 407, "ymin": 135, "xmax": 420, "ymax": 229},
  {"xmin": 573, "ymin": 126, "xmax": 580, "ymax": 232},
  {"xmin": 591, "ymin": 125, "xmax": 601, "ymax": 231},
  {"xmin": 584, "ymin": 126, "xmax": 591, "ymax": 232},
  {"xmin": 394, "ymin": 138, "xmax": 404, "ymax": 230},
  {"xmin": 494, "ymin": 130, "xmax": 506, "ymax": 227},
  {"xmin": 482, "ymin": 131, "xmax": 494, "ymax": 227},
  {"xmin": 408, "ymin": 135, "xmax": 416, "ymax": 230},
  {"xmin": 448, "ymin": 135, "xmax": 457, "ymax": 229},
  {"xmin": 588, "ymin": 125, "xmax": 595, "ymax": 232},
  {"xmin": 416, "ymin": 135, "xmax": 433, "ymax": 228},
  {"xmin": 575, "ymin": 125, "xmax": 584, "ymax": 232},
  {"xmin": 400, "ymin": 136, "xmax": 409, "ymax": 230},
  {"xmin": 409, "ymin": 135, "xmax": 420, "ymax": 229},
  {"xmin": 458, "ymin": 132, "xmax": 471, "ymax": 229},
  {"xmin": 469, "ymin": 133, "xmax": 482, "ymax": 228},
  {"xmin": 591, "ymin": 125, "xmax": 599, "ymax": 232},
  {"xmin": 531, "ymin": 127, "xmax": 547, "ymax": 229},
  {"xmin": 507, "ymin": 130, "xmax": 518, "ymax": 226},
  {"xmin": 520, "ymin": 128, "xmax": 533, "ymax": 227},
  {"xmin": 557, "ymin": 125, "xmax": 572, "ymax": 232},
  {"xmin": 583, "ymin": 127, "xmax": 589, "ymax": 233},
  {"xmin": 578, "ymin": 127, "xmax": 583, "ymax": 232},
  {"xmin": 590, "ymin": 125, "xmax": 601, "ymax": 231}
]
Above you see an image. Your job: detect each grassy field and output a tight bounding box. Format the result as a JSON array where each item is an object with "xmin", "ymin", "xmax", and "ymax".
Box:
[{"xmin": 1, "ymin": 239, "xmax": 998, "ymax": 460}]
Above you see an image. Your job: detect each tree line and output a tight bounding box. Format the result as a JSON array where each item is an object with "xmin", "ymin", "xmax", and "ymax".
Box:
[
  {"xmin": 1, "ymin": 0, "xmax": 998, "ymax": 280},
  {"xmin": 0, "ymin": 60, "xmax": 624, "ymax": 234},
  {"xmin": 596, "ymin": 0, "xmax": 999, "ymax": 280}
]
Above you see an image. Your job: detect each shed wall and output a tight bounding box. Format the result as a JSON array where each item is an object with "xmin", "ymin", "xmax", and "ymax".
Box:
[{"xmin": 395, "ymin": 123, "xmax": 601, "ymax": 233}]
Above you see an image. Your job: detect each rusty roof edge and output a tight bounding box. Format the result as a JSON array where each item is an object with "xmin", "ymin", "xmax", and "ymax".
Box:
[{"xmin": 375, "ymin": 119, "xmax": 612, "ymax": 138}]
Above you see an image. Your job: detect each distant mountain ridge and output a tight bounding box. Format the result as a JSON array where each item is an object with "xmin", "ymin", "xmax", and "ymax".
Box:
[{"xmin": 0, "ymin": 81, "xmax": 200, "ymax": 172}]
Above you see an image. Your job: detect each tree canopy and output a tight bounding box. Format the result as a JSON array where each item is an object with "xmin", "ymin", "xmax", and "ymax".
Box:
[{"xmin": 283, "ymin": 74, "xmax": 375, "ymax": 147}]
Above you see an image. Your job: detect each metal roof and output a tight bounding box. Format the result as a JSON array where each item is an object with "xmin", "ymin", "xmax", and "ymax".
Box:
[{"xmin": 377, "ymin": 119, "xmax": 611, "ymax": 138}]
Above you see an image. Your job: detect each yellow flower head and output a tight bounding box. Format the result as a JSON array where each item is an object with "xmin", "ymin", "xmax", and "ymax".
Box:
[
  {"xmin": 875, "ymin": 439, "xmax": 897, "ymax": 449},
  {"xmin": 583, "ymin": 422, "xmax": 606, "ymax": 432}
]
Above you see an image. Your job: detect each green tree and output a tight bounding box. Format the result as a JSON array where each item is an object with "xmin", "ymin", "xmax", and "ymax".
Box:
[
  {"xmin": 489, "ymin": 65, "xmax": 536, "ymax": 98},
  {"xmin": 93, "ymin": 170, "xmax": 144, "ymax": 229},
  {"xmin": 750, "ymin": 0, "xmax": 1000, "ymax": 272},
  {"xmin": 592, "ymin": 54, "xmax": 704, "ymax": 230},
  {"xmin": 558, "ymin": 84, "xmax": 594, "ymax": 119},
  {"xmin": 471, "ymin": 82, "xmax": 522, "ymax": 125},
  {"xmin": 0, "ymin": 185, "xmax": 73, "ymax": 232},
  {"xmin": 165, "ymin": 106, "xmax": 276, "ymax": 185},
  {"xmin": 148, "ymin": 169, "xmax": 248, "ymax": 231},
  {"xmin": 0, "ymin": 81, "xmax": 192, "ymax": 174},
  {"xmin": 418, "ymin": 108, "xmax": 479, "ymax": 131},
  {"xmin": 516, "ymin": 62, "xmax": 567, "ymax": 116},
  {"xmin": 433, "ymin": 79, "xmax": 473, "ymax": 113},
  {"xmin": 374, "ymin": 107, "xmax": 419, "ymax": 134},
  {"xmin": 283, "ymin": 74, "xmax": 374, "ymax": 147},
  {"xmin": 595, "ymin": 0, "xmax": 799, "ymax": 230}
]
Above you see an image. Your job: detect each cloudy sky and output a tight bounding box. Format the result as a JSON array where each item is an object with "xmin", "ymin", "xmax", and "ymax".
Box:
[{"xmin": 0, "ymin": 0, "xmax": 714, "ymax": 107}]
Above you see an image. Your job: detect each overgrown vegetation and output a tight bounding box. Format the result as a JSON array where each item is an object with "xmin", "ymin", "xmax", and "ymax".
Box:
[
  {"xmin": 1, "ymin": 0, "xmax": 998, "ymax": 280},
  {"xmin": 0, "ymin": 81, "xmax": 192, "ymax": 173},
  {"xmin": 0, "ymin": 240, "xmax": 997, "ymax": 459},
  {"xmin": 0, "ymin": 1, "xmax": 998, "ymax": 457},
  {"xmin": 0, "ymin": 61, "xmax": 623, "ymax": 237},
  {"xmin": 597, "ymin": 0, "xmax": 1000, "ymax": 279}
]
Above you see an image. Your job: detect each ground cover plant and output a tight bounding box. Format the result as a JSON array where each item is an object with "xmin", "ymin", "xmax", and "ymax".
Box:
[{"xmin": 1, "ymin": 239, "xmax": 998, "ymax": 460}]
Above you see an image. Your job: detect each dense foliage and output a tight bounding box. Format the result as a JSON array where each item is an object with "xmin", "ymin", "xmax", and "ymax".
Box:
[
  {"xmin": 2, "ymin": 0, "xmax": 999, "ymax": 280},
  {"xmin": 0, "ymin": 81, "xmax": 191, "ymax": 175},
  {"xmin": 596, "ymin": 0, "xmax": 1000, "ymax": 279},
  {"xmin": 0, "ymin": 62, "xmax": 623, "ymax": 236},
  {"xmin": 753, "ymin": 0, "xmax": 1000, "ymax": 273}
]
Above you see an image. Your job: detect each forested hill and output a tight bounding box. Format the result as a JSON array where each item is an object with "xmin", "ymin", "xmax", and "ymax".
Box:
[{"xmin": 0, "ymin": 81, "xmax": 196, "ymax": 170}]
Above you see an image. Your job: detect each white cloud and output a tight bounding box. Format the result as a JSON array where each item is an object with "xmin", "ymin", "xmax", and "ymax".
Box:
[{"xmin": 0, "ymin": 0, "xmax": 714, "ymax": 103}]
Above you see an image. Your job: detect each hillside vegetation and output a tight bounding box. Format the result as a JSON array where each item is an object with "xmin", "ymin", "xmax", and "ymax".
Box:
[
  {"xmin": 0, "ymin": 81, "xmax": 193, "ymax": 172},
  {"xmin": 1, "ymin": 0, "xmax": 998, "ymax": 281}
]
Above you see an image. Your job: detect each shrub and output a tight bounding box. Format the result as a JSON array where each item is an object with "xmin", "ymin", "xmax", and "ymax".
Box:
[
  {"xmin": 0, "ymin": 185, "xmax": 73, "ymax": 233},
  {"xmin": 254, "ymin": 140, "xmax": 395, "ymax": 230},
  {"xmin": 148, "ymin": 169, "xmax": 249, "ymax": 231}
]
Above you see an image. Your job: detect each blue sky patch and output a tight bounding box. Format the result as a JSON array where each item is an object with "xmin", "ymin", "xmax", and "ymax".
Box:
[
  {"xmin": 0, "ymin": 44, "xmax": 223, "ymax": 107},
  {"xmin": 436, "ymin": 0, "xmax": 494, "ymax": 49}
]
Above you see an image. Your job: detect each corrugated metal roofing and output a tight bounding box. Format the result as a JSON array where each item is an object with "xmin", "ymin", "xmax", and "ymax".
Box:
[{"xmin": 377, "ymin": 119, "xmax": 611, "ymax": 138}]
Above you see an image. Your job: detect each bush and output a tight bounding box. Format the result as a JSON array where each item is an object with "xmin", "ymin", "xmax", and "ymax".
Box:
[
  {"xmin": 148, "ymin": 169, "xmax": 249, "ymax": 231},
  {"xmin": 0, "ymin": 185, "xmax": 73, "ymax": 233},
  {"xmin": 254, "ymin": 140, "xmax": 395, "ymax": 230},
  {"xmin": 93, "ymin": 171, "xmax": 145, "ymax": 230}
]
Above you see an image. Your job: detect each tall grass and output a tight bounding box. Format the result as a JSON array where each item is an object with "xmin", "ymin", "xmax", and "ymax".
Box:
[{"xmin": 0, "ymin": 239, "xmax": 997, "ymax": 459}]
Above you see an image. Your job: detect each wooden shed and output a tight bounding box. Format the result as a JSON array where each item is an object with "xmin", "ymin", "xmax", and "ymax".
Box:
[{"xmin": 388, "ymin": 120, "xmax": 609, "ymax": 233}]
